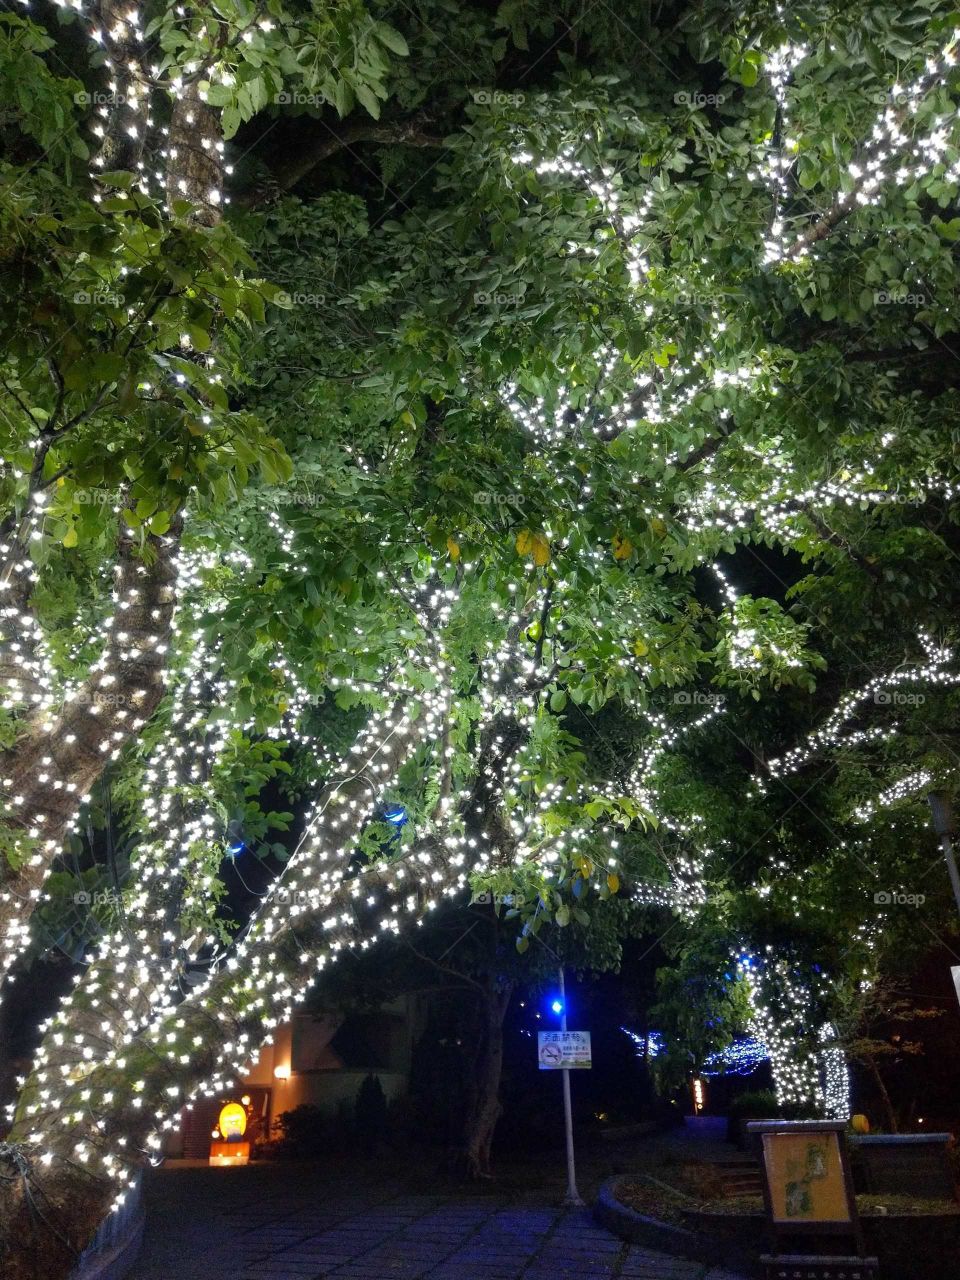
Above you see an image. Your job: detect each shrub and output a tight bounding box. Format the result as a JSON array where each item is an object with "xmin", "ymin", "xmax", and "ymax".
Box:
[
  {"xmin": 274, "ymin": 1103, "xmax": 328, "ymax": 1155},
  {"xmin": 355, "ymin": 1073, "xmax": 388, "ymax": 1151},
  {"xmin": 727, "ymin": 1090, "xmax": 780, "ymax": 1120}
]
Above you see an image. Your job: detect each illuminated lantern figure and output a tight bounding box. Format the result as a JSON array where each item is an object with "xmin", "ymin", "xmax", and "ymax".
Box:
[
  {"xmin": 218, "ymin": 1102, "xmax": 247, "ymax": 1142},
  {"xmin": 210, "ymin": 1100, "xmax": 251, "ymax": 1166},
  {"xmin": 851, "ymin": 1113, "xmax": 870, "ymax": 1134}
]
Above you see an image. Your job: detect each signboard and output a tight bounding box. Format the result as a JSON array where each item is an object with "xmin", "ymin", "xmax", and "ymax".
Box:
[
  {"xmin": 748, "ymin": 1121, "xmax": 878, "ymax": 1278},
  {"xmin": 761, "ymin": 1129, "xmax": 851, "ymax": 1224},
  {"xmin": 538, "ymin": 1030, "xmax": 591, "ymax": 1070}
]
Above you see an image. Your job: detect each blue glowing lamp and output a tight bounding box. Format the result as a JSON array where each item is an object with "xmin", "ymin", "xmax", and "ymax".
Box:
[{"xmin": 551, "ymin": 999, "xmax": 564, "ymax": 1015}]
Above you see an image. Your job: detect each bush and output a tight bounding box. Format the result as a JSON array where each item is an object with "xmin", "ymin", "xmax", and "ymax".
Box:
[
  {"xmin": 355, "ymin": 1073, "xmax": 388, "ymax": 1152},
  {"xmin": 727, "ymin": 1090, "xmax": 780, "ymax": 1120},
  {"xmin": 726, "ymin": 1089, "xmax": 779, "ymax": 1145},
  {"xmin": 273, "ymin": 1103, "xmax": 328, "ymax": 1156}
]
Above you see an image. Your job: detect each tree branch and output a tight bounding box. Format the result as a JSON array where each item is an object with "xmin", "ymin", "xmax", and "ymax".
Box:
[{"xmin": 243, "ymin": 116, "xmax": 447, "ymax": 206}]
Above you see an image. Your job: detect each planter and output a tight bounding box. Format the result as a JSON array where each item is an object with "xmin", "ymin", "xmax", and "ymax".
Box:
[
  {"xmin": 680, "ymin": 1204, "xmax": 960, "ymax": 1280},
  {"xmin": 849, "ymin": 1134, "xmax": 956, "ymax": 1201},
  {"xmin": 598, "ymin": 1119, "xmax": 661, "ymax": 1142},
  {"xmin": 68, "ymin": 1173, "xmax": 144, "ymax": 1280},
  {"xmin": 594, "ymin": 1177, "xmax": 760, "ymax": 1274},
  {"xmin": 860, "ymin": 1210, "xmax": 960, "ymax": 1280}
]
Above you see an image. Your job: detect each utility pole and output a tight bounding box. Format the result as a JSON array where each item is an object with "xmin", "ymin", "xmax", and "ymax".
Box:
[
  {"xmin": 927, "ymin": 792, "xmax": 960, "ymax": 921},
  {"xmin": 556, "ymin": 965, "xmax": 584, "ymax": 1207}
]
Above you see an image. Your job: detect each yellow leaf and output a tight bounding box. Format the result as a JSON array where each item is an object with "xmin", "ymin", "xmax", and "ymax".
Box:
[
  {"xmin": 446, "ymin": 536, "xmax": 461, "ymax": 560},
  {"xmin": 56, "ymin": 476, "xmax": 65, "ymax": 488},
  {"xmin": 650, "ymin": 517, "xmax": 668, "ymax": 539},
  {"xmin": 516, "ymin": 528, "xmax": 550, "ymax": 566},
  {"xmin": 531, "ymin": 533, "xmax": 550, "ymax": 566},
  {"xmin": 633, "ymin": 638, "xmax": 649, "ymax": 657},
  {"xmin": 607, "ymin": 872, "xmax": 620, "ymax": 894},
  {"xmin": 612, "ymin": 533, "xmax": 633, "ymax": 560},
  {"xmin": 62, "ymin": 526, "xmax": 78, "ymax": 548},
  {"xmin": 752, "ymin": 644, "xmax": 763, "ymax": 659}
]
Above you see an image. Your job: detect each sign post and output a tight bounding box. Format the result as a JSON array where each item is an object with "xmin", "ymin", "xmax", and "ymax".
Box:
[
  {"xmin": 747, "ymin": 1120, "xmax": 878, "ymax": 1280},
  {"xmin": 536, "ymin": 967, "xmax": 586, "ymax": 1206}
]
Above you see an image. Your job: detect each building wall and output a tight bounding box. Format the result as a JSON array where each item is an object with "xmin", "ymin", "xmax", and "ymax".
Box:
[{"xmin": 164, "ymin": 993, "xmax": 424, "ymax": 1158}]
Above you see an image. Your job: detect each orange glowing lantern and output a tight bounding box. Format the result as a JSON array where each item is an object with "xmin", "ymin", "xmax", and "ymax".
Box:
[
  {"xmin": 217, "ymin": 1102, "xmax": 247, "ymax": 1141},
  {"xmin": 209, "ymin": 1101, "xmax": 251, "ymax": 1166}
]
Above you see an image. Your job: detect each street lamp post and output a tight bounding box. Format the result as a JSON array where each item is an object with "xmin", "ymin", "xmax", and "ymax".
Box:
[
  {"xmin": 556, "ymin": 965, "xmax": 584, "ymax": 1207},
  {"xmin": 927, "ymin": 791, "xmax": 960, "ymax": 921}
]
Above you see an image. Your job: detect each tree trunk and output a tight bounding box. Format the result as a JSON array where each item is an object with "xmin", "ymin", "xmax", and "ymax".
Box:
[
  {"xmin": 0, "ymin": 1152, "xmax": 114, "ymax": 1280},
  {"xmin": 0, "ymin": 701, "xmax": 442, "ymax": 1279},
  {"xmin": 0, "ymin": 517, "xmax": 181, "ymax": 980},
  {"xmin": 865, "ymin": 1056, "xmax": 899, "ymax": 1132},
  {"xmin": 452, "ymin": 980, "xmax": 513, "ymax": 1179}
]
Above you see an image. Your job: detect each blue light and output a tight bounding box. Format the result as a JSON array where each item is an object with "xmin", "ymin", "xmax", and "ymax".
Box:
[
  {"xmin": 383, "ymin": 806, "xmax": 407, "ymax": 826},
  {"xmin": 226, "ymin": 843, "xmax": 245, "ymax": 857},
  {"xmin": 702, "ymin": 1037, "xmax": 768, "ymax": 1077},
  {"xmin": 551, "ymin": 999, "xmax": 564, "ymax": 1015},
  {"xmin": 623, "ymin": 1028, "xmax": 665, "ymax": 1059}
]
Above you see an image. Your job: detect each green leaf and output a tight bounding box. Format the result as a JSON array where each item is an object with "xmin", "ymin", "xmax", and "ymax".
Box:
[
  {"xmin": 354, "ymin": 82, "xmax": 381, "ymax": 119},
  {"xmin": 222, "ymin": 106, "xmax": 241, "ymax": 139},
  {"xmin": 374, "ymin": 23, "xmax": 409, "ymax": 56}
]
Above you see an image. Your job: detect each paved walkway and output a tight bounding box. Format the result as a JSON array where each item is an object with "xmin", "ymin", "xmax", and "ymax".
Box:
[{"xmin": 128, "ymin": 1163, "xmax": 746, "ymax": 1280}]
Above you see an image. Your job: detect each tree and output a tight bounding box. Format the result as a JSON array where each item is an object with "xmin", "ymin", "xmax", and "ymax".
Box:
[{"xmin": 3, "ymin": 2, "xmax": 960, "ymax": 1275}]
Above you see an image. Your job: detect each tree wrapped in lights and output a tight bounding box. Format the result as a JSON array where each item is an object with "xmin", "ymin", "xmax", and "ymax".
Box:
[{"xmin": 3, "ymin": 1, "xmax": 960, "ymax": 1274}]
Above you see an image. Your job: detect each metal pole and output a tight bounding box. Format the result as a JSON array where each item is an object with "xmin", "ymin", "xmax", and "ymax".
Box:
[
  {"xmin": 927, "ymin": 792, "xmax": 960, "ymax": 921},
  {"xmin": 557, "ymin": 966, "xmax": 583, "ymax": 1206}
]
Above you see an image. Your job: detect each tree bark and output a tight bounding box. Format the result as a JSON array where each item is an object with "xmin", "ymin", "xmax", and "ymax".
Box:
[
  {"xmin": 0, "ymin": 517, "xmax": 181, "ymax": 979},
  {"xmin": 454, "ymin": 979, "xmax": 513, "ymax": 1179},
  {"xmin": 0, "ymin": 700, "xmax": 445, "ymax": 1278},
  {"xmin": 864, "ymin": 1056, "xmax": 899, "ymax": 1133}
]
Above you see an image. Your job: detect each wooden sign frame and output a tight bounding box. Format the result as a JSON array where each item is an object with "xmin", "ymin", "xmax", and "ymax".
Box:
[{"xmin": 747, "ymin": 1118, "xmax": 875, "ymax": 1274}]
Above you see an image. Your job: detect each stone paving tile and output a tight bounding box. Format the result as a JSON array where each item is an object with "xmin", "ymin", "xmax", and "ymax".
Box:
[
  {"xmin": 129, "ymin": 1167, "xmax": 753, "ymax": 1280},
  {"xmin": 618, "ymin": 1257, "xmax": 704, "ymax": 1278},
  {"xmin": 521, "ymin": 1268, "xmax": 619, "ymax": 1279}
]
